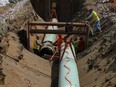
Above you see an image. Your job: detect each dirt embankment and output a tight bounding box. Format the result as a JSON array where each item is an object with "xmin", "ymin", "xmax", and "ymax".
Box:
[
  {"xmin": 0, "ymin": 0, "xmax": 116, "ymax": 87},
  {"xmin": 0, "ymin": 32, "xmax": 52, "ymax": 87},
  {"xmin": 75, "ymin": 0, "xmax": 116, "ymax": 87}
]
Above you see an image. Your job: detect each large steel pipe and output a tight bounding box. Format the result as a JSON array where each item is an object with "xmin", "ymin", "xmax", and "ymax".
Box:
[
  {"xmin": 58, "ymin": 42, "xmax": 80, "ymax": 87},
  {"xmin": 39, "ymin": 18, "xmax": 58, "ymax": 57}
]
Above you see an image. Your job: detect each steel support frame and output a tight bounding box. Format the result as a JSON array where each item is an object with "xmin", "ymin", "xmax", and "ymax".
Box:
[{"xmin": 27, "ymin": 21, "xmax": 89, "ymax": 51}]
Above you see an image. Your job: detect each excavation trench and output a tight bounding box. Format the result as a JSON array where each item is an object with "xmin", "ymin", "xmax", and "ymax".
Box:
[
  {"xmin": 17, "ymin": 1, "xmax": 85, "ymax": 87},
  {"xmin": 17, "ymin": 0, "xmax": 86, "ymax": 57},
  {"xmin": 1, "ymin": 0, "xmax": 116, "ymax": 87}
]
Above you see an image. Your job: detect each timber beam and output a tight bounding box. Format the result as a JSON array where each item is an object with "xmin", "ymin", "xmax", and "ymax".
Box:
[
  {"xmin": 29, "ymin": 22, "xmax": 87, "ymax": 27},
  {"xmin": 30, "ymin": 29, "xmax": 86, "ymax": 35}
]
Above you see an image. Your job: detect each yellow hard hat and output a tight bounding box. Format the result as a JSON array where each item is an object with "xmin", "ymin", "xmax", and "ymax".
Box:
[{"xmin": 52, "ymin": 2, "xmax": 56, "ymax": 8}]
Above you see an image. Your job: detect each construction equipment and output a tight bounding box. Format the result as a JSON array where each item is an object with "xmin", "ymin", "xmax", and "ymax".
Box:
[
  {"xmin": 26, "ymin": 2, "xmax": 89, "ymax": 86},
  {"xmin": 27, "ymin": 21, "xmax": 89, "ymax": 53},
  {"xmin": 27, "ymin": 18, "xmax": 89, "ymax": 87}
]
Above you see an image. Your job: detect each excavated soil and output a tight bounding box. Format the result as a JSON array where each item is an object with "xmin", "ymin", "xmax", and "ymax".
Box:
[{"xmin": 0, "ymin": 0, "xmax": 116, "ymax": 87}]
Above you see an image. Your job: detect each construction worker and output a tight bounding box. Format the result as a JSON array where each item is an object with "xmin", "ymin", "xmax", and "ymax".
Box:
[
  {"xmin": 86, "ymin": 8, "xmax": 102, "ymax": 34},
  {"xmin": 72, "ymin": 36, "xmax": 78, "ymax": 54},
  {"xmin": 78, "ymin": 37, "xmax": 85, "ymax": 53},
  {"xmin": 33, "ymin": 35, "xmax": 42, "ymax": 55}
]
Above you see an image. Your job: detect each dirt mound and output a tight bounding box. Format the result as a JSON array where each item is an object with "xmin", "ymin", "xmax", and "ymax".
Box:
[
  {"xmin": 0, "ymin": 32, "xmax": 51, "ymax": 87},
  {"xmin": 0, "ymin": 1, "xmax": 52, "ymax": 87},
  {"xmin": 75, "ymin": 0, "xmax": 116, "ymax": 87}
]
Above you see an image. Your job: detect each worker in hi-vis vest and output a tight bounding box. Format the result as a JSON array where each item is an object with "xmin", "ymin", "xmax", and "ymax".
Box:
[
  {"xmin": 33, "ymin": 35, "xmax": 42, "ymax": 55},
  {"xmin": 72, "ymin": 36, "xmax": 78, "ymax": 54},
  {"xmin": 86, "ymin": 8, "xmax": 102, "ymax": 35}
]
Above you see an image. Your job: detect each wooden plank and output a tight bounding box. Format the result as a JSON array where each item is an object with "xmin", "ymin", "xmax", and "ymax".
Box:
[
  {"xmin": 29, "ymin": 22, "xmax": 87, "ymax": 27},
  {"xmin": 30, "ymin": 29, "xmax": 86, "ymax": 34}
]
